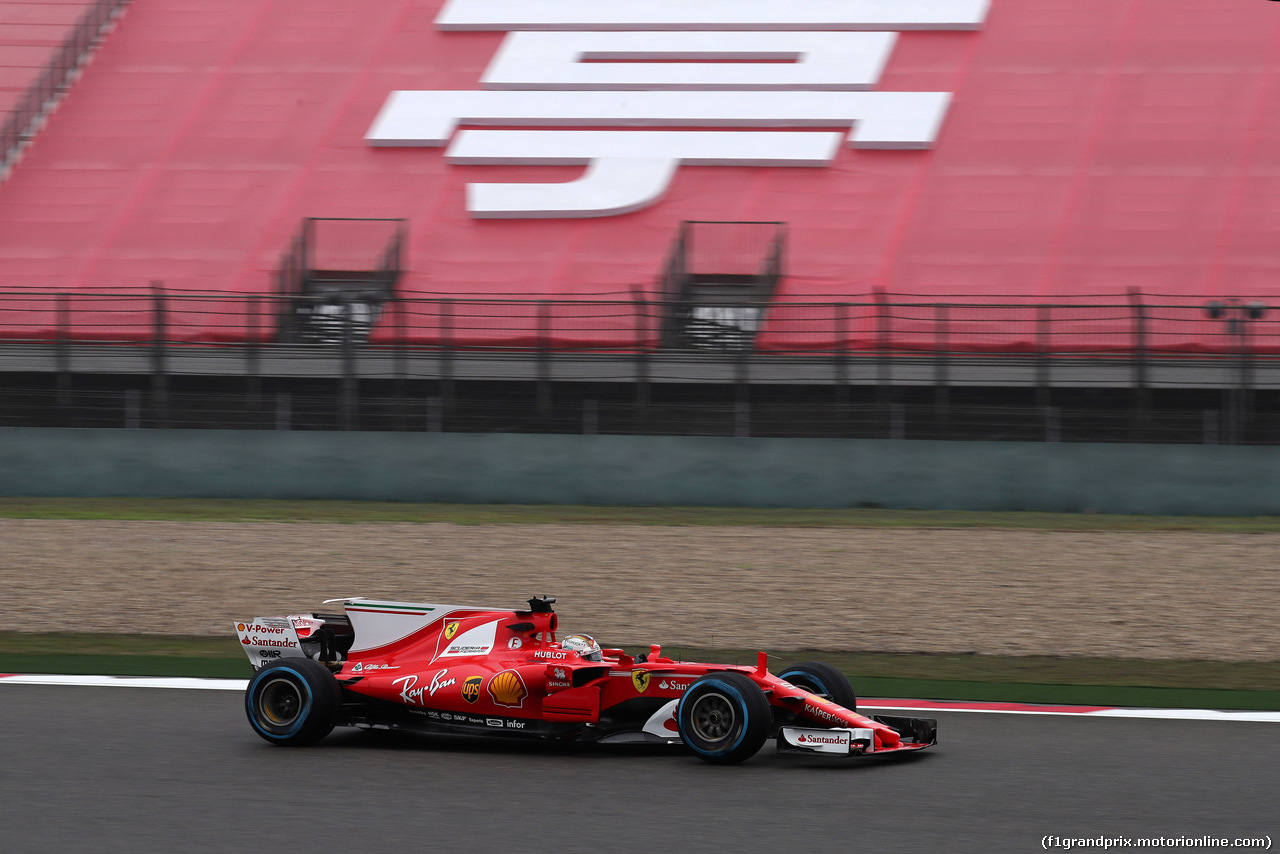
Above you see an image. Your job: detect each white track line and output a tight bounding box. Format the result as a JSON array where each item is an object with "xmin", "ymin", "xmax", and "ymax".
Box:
[
  {"xmin": 0, "ymin": 674, "xmax": 247, "ymax": 691},
  {"xmin": 1091, "ymin": 708, "xmax": 1280, "ymax": 723},
  {"xmin": 861, "ymin": 703, "xmax": 1280, "ymax": 723},
  {"xmin": 3, "ymin": 675, "xmax": 1278, "ymax": 722}
]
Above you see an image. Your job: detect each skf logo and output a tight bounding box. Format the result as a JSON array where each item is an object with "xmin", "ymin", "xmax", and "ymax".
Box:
[
  {"xmin": 444, "ymin": 621, "xmax": 460, "ymax": 641},
  {"xmin": 631, "ymin": 669, "xmax": 651, "ymax": 693},
  {"xmin": 487, "ymin": 670, "xmax": 529, "ymax": 708},
  {"xmin": 462, "ymin": 676, "xmax": 482, "ymax": 703},
  {"xmin": 366, "ymin": 0, "xmax": 990, "ymax": 218}
]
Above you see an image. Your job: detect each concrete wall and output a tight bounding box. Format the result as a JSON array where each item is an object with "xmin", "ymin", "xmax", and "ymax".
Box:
[{"xmin": 1, "ymin": 427, "xmax": 1277, "ymax": 515}]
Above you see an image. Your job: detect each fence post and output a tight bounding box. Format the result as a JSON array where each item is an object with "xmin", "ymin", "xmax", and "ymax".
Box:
[
  {"xmin": 439, "ymin": 299, "xmax": 454, "ymax": 425},
  {"xmin": 834, "ymin": 302, "xmax": 849, "ymax": 412},
  {"xmin": 735, "ymin": 315, "xmax": 750, "ymax": 438},
  {"xmin": 537, "ymin": 299, "xmax": 552, "ymax": 419},
  {"xmin": 934, "ymin": 303, "xmax": 950, "ymax": 431},
  {"xmin": 1238, "ymin": 309, "xmax": 1254, "ymax": 445},
  {"xmin": 151, "ymin": 281, "xmax": 169, "ymax": 428},
  {"xmin": 1127, "ymin": 288, "xmax": 1148, "ymax": 440},
  {"xmin": 874, "ymin": 288, "xmax": 891, "ymax": 435},
  {"xmin": 1034, "ymin": 303, "xmax": 1054, "ymax": 440},
  {"xmin": 874, "ymin": 288, "xmax": 891, "ymax": 395},
  {"xmin": 394, "ymin": 296, "xmax": 408, "ymax": 430},
  {"xmin": 56, "ymin": 292, "xmax": 71, "ymax": 411},
  {"xmin": 245, "ymin": 294, "xmax": 261, "ymax": 419},
  {"xmin": 1039, "ymin": 302, "xmax": 1049, "ymax": 407},
  {"xmin": 340, "ymin": 299, "xmax": 357, "ymax": 431},
  {"xmin": 632, "ymin": 287, "xmax": 651, "ymax": 431},
  {"xmin": 1036, "ymin": 305, "xmax": 1051, "ymax": 435}
]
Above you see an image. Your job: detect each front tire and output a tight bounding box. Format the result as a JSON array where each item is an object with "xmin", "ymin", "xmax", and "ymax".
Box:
[
  {"xmin": 777, "ymin": 661, "xmax": 858, "ymax": 711},
  {"xmin": 677, "ymin": 672, "xmax": 770, "ymax": 765},
  {"xmin": 245, "ymin": 658, "xmax": 341, "ymax": 746}
]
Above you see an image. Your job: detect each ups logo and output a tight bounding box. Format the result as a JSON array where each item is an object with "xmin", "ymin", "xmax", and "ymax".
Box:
[
  {"xmin": 632, "ymin": 669, "xmax": 651, "ymax": 693},
  {"xmin": 444, "ymin": 622, "xmax": 460, "ymax": 641},
  {"xmin": 462, "ymin": 676, "xmax": 482, "ymax": 703}
]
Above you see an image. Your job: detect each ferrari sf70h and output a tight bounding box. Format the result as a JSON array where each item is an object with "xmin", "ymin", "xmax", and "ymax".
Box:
[{"xmin": 236, "ymin": 597, "xmax": 936, "ymax": 764}]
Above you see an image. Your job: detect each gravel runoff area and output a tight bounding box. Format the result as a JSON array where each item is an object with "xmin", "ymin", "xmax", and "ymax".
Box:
[{"xmin": 4, "ymin": 520, "xmax": 1279, "ymax": 662}]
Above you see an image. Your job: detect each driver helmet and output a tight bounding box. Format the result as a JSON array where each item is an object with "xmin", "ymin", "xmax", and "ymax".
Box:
[{"xmin": 560, "ymin": 634, "xmax": 602, "ymax": 662}]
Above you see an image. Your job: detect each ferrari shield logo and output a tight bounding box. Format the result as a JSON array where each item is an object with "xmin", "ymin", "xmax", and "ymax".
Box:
[
  {"xmin": 462, "ymin": 675, "xmax": 482, "ymax": 703},
  {"xmin": 444, "ymin": 621, "xmax": 459, "ymax": 641},
  {"xmin": 632, "ymin": 669, "xmax": 651, "ymax": 693}
]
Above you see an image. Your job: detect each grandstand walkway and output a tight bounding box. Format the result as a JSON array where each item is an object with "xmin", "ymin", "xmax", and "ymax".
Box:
[{"xmin": 0, "ymin": 342, "xmax": 1271, "ymax": 390}]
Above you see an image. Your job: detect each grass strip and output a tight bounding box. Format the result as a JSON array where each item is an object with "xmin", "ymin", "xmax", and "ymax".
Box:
[
  {"xmin": 3, "ymin": 635, "xmax": 1278, "ymax": 709},
  {"xmin": 4, "ymin": 498, "xmax": 1280, "ymax": 530}
]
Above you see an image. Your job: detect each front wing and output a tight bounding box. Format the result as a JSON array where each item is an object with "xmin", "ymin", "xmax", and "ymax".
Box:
[{"xmin": 777, "ymin": 714, "xmax": 937, "ymax": 757}]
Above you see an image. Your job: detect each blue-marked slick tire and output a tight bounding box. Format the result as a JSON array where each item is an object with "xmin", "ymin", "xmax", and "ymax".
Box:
[
  {"xmin": 677, "ymin": 672, "xmax": 770, "ymax": 765},
  {"xmin": 778, "ymin": 661, "xmax": 858, "ymax": 712},
  {"xmin": 245, "ymin": 658, "xmax": 341, "ymax": 746}
]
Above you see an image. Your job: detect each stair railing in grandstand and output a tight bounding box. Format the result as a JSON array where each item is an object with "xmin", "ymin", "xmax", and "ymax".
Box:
[
  {"xmin": 1, "ymin": 0, "xmax": 131, "ymax": 181},
  {"xmin": 274, "ymin": 217, "xmax": 407, "ymax": 345},
  {"xmin": 658, "ymin": 221, "xmax": 786, "ymax": 351}
]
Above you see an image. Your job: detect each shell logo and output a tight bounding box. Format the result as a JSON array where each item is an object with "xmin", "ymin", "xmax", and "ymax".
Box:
[
  {"xmin": 487, "ymin": 669, "xmax": 528, "ymax": 709},
  {"xmin": 236, "ymin": 623, "xmax": 245, "ymax": 632}
]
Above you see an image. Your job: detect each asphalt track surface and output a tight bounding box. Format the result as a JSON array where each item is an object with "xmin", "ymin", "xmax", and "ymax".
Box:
[{"xmin": 1, "ymin": 686, "xmax": 1276, "ymax": 854}]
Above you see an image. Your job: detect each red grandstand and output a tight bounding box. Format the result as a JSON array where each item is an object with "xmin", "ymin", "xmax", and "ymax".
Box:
[{"xmin": 2, "ymin": 0, "xmax": 1280, "ymax": 352}]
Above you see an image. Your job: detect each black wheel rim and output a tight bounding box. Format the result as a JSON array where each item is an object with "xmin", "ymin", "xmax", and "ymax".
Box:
[
  {"xmin": 258, "ymin": 677, "xmax": 303, "ymax": 727},
  {"xmin": 786, "ymin": 675, "xmax": 829, "ymax": 701},
  {"xmin": 690, "ymin": 691, "xmax": 736, "ymax": 743}
]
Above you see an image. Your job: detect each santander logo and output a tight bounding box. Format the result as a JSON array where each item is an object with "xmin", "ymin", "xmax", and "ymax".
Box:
[{"xmin": 367, "ymin": 0, "xmax": 989, "ymax": 218}]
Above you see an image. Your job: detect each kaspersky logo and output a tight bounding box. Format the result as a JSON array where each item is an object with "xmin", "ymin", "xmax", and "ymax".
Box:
[{"xmin": 367, "ymin": 0, "xmax": 989, "ymax": 218}]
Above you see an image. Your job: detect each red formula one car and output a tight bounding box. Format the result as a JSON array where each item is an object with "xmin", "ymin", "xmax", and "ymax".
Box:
[{"xmin": 235, "ymin": 597, "xmax": 936, "ymax": 764}]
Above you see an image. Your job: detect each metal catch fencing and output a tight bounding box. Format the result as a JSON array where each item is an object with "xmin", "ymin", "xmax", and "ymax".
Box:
[{"xmin": 0, "ymin": 289, "xmax": 1275, "ymax": 359}]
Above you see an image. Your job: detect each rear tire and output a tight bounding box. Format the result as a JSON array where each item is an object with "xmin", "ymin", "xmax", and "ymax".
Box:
[
  {"xmin": 245, "ymin": 658, "xmax": 341, "ymax": 746},
  {"xmin": 778, "ymin": 661, "xmax": 858, "ymax": 711},
  {"xmin": 677, "ymin": 672, "xmax": 770, "ymax": 765}
]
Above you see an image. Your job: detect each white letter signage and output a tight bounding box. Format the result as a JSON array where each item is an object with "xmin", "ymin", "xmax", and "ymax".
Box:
[{"xmin": 366, "ymin": 0, "xmax": 989, "ymax": 217}]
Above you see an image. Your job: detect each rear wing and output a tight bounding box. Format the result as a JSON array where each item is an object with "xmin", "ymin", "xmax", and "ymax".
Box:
[{"xmin": 234, "ymin": 612, "xmax": 355, "ymax": 668}]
